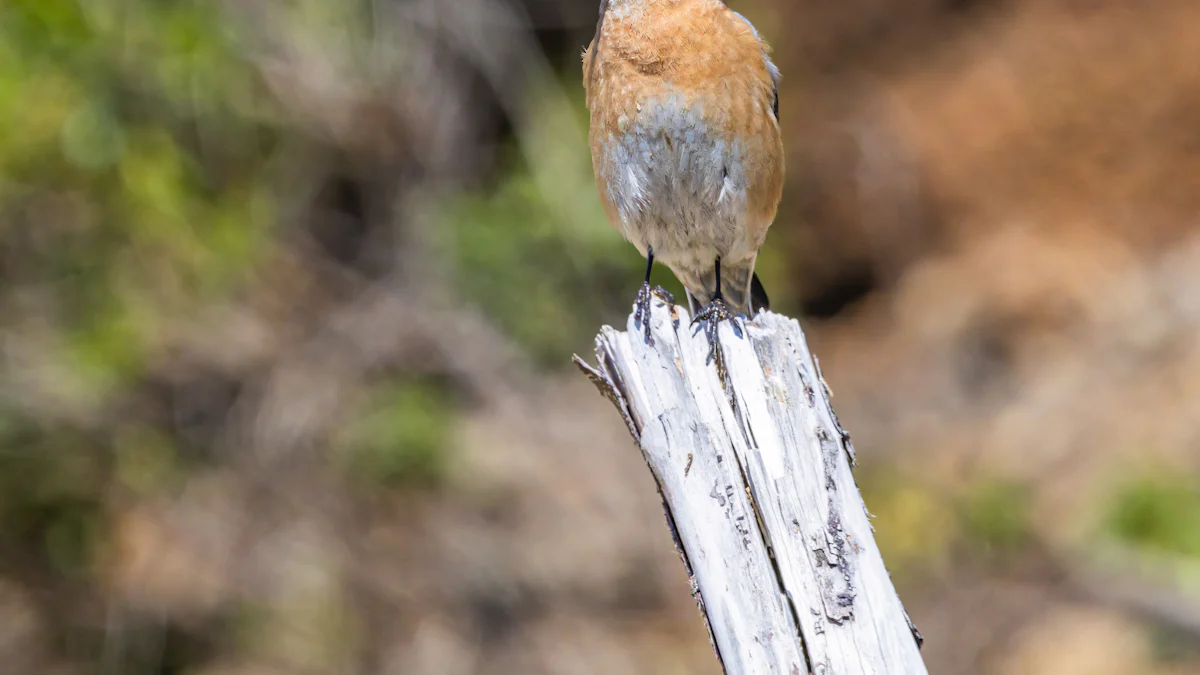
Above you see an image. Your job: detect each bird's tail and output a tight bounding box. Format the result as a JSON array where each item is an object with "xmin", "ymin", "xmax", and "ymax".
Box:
[
  {"xmin": 750, "ymin": 271, "xmax": 770, "ymax": 313},
  {"xmin": 684, "ymin": 260, "xmax": 770, "ymax": 317}
]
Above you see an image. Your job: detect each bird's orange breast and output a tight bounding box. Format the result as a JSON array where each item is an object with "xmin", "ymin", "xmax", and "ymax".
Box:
[{"xmin": 583, "ymin": 0, "xmax": 784, "ymax": 251}]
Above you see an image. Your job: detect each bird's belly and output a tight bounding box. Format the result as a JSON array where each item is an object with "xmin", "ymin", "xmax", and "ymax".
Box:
[{"xmin": 597, "ymin": 95, "xmax": 756, "ymax": 269}]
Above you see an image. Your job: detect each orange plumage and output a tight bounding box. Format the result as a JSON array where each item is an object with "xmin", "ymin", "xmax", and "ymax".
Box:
[{"xmin": 583, "ymin": 0, "xmax": 783, "ymax": 331}]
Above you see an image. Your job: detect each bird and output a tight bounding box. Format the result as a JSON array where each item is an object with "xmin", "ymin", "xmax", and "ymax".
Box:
[{"xmin": 582, "ymin": 0, "xmax": 784, "ymax": 348}]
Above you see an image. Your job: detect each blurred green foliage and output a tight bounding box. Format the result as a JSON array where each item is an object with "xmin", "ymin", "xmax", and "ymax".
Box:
[
  {"xmin": 0, "ymin": 0, "xmax": 275, "ymax": 391},
  {"xmin": 336, "ymin": 380, "xmax": 456, "ymax": 489},
  {"xmin": 859, "ymin": 469, "xmax": 956, "ymax": 581},
  {"xmin": 114, "ymin": 425, "xmax": 185, "ymax": 496},
  {"xmin": 1106, "ymin": 473, "xmax": 1200, "ymax": 558},
  {"xmin": 0, "ymin": 418, "xmax": 109, "ymax": 577},
  {"xmin": 863, "ymin": 468, "xmax": 1035, "ymax": 582},
  {"xmin": 959, "ymin": 479, "xmax": 1031, "ymax": 557},
  {"xmin": 0, "ymin": 0, "xmax": 281, "ymax": 612},
  {"xmin": 234, "ymin": 587, "xmax": 360, "ymax": 672}
]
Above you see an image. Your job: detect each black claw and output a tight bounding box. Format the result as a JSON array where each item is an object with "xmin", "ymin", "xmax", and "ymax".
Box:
[
  {"xmin": 651, "ymin": 285, "xmax": 675, "ymax": 306},
  {"xmin": 634, "ymin": 282, "xmax": 654, "ymax": 345},
  {"xmin": 635, "ymin": 283, "xmax": 676, "ymax": 346},
  {"xmin": 691, "ymin": 297, "xmax": 740, "ymax": 364}
]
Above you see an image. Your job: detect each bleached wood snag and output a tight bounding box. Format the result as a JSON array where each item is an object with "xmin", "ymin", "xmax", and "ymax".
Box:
[{"xmin": 574, "ymin": 299, "xmax": 928, "ymax": 675}]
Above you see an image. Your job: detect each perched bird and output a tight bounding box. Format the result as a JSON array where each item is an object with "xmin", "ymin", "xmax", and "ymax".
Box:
[{"xmin": 583, "ymin": 0, "xmax": 784, "ymax": 345}]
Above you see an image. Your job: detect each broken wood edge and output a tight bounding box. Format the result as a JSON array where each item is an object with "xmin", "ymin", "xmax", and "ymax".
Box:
[{"xmin": 574, "ymin": 337, "xmax": 730, "ymax": 669}]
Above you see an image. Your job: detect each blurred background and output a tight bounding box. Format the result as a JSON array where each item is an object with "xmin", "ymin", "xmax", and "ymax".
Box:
[{"xmin": 2, "ymin": 0, "xmax": 1200, "ymax": 673}]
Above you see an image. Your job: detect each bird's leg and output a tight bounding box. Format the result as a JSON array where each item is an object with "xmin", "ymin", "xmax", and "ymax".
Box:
[
  {"xmin": 634, "ymin": 250, "xmax": 674, "ymax": 345},
  {"xmin": 691, "ymin": 257, "xmax": 743, "ymax": 363}
]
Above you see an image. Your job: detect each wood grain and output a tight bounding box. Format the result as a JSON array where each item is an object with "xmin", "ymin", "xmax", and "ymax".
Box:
[{"xmin": 575, "ymin": 300, "xmax": 927, "ymax": 674}]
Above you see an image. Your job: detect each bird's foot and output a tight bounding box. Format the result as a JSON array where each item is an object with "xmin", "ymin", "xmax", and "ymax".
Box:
[
  {"xmin": 634, "ymin": 283, "xmax": 676, "ymax": 345},
  {"xmin": 691, "ymin": 297, "xmax": 742, "ymax": 364}
]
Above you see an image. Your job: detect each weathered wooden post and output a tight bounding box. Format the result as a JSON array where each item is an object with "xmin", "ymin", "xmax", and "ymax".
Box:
[{"xmin": 575, "ymin": 298, "xmax": 927, "ymax": 675}]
